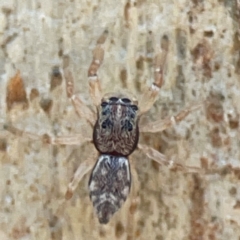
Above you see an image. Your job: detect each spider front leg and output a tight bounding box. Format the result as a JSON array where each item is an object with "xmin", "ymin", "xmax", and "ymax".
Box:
[
  {"xmin": 63, "ymin": 57, "xmax": 95, "ymax": 127},
  {"xmin": 4, "ymin": 123, "xmax": 92, "ymax": 146},
  {"xmin": 139, "ymin": 103, "xmax": 203, "ymax": 133},
  {"xmin": 139, "ymin": 35, "xmax": 169, "ymax": 114},
  {"xmin": 88, "ymin": 30, "xmax": 108, "ymax": 107}
]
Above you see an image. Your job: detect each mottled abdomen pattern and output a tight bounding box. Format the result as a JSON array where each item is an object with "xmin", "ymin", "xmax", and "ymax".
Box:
[
  {"xmin": 88, "ymin": 155, "xmax": 131, "ymax": 224},
  {"xmin": 93, "ymin": 97, "xmax": 139, "ymax": 156}
]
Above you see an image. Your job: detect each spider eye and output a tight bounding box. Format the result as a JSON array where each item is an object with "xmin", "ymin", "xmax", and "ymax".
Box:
[
  {"xmin": 127, "ymin": 121, "xmax": 133, "ymax": 131},
  {"xmin": 109, "ymin": 97, "xmax": 119, "ymax": 102},
  {"xmin": 121, "ymin": 98, "xmax": 131, "ymax": 104},
  {"xmin": 122, "ymin": 120, "xmax": 133, "ymax": 131},
  {"xmin": 101, "ymin": 102, "xmax": 108, "ymax": 107},
  {"xmin": 128, "ymin": 124, "xmax": 133, "ymax": 131},
  {"xmin": 131, "ymin": 105, "xmax": 138, "ymax": 111},
  {"xmin": 101, "ymin": 119, "xmax": 112, "ymax": 129},
  {"xmin": 101, "ymin": 121, "xmax": 107, "ymax": 129}
]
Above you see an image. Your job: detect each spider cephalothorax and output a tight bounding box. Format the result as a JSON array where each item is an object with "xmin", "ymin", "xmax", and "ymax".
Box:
[{"xmin": 93, "ymin": 96, "xmax": 139, "ymax": 156}]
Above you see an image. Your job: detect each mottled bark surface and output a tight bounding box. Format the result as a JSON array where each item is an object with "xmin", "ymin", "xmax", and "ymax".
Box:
[{"xmin": 0, "ymin": 0, "xmax": 240, "ymax": 239}]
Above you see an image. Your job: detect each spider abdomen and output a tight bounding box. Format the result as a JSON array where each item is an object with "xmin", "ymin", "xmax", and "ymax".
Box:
[
  {"xmin": 88, "ymin": 155, "xmax": 131, "ymax": 224},
  {"xmin": 93, "ymin": 97, "xmax": 139, "ymax": 156}
]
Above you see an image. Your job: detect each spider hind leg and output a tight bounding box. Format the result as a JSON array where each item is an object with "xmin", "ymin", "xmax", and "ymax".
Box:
[{"xmin": 65, "ymin": 152, "xmax": 96, "ymax": 200}]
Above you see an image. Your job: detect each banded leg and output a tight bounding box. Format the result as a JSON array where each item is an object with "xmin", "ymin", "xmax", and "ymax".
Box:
[
  {"xmin": 65, "ymin": 151, "xmax": 97, "ymax": 199},
  {"xmin": 138, "ymin": 143, "xmax": 203, "ymax": 173},
  {"xmin": 4, "ymin": 123, "xmax": 92, "ymax": 146},
  {"xmin": 139, "ymin": 35, "xmax": 169, "ymax": 114},
  {"xmin": 139, "ymin": 103, "xmax": 203, "ymax": 133},
  {"xmin": 88, "ymin": 30, "xmax": 108, "ymax": 107},
  {"xmin": 126, "ymin": 160, "xmax": 140, "ymax": 240},
  {"xmin": 55, "ymin": 153, "xmax": 97, "ymax": 224},
  {"xmin": 63, "ymin": 56, "xmax": 95, "ymax": 127}
]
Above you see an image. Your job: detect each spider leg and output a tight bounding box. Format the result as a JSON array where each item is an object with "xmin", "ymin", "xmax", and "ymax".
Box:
[
  {"xmin": 54, "ymin": 152, "xmax": 97, "ymax": 226},
  {"xmin": 139, "ymin": 103, "xmax": 203, "ymax": 133},
  {"xmin": 137, "ymin": 143, "xmax": 203, "ymax": 173},
  {"xmin": 65, "ymin": 152, "xmax": 97, "ymax": 200},
  {"xmin": 139, "ymin": 35, "xmax": 169, "ymax": 115},
  {"xmin": 4, "ymin": 123, "xmax": 92, "ymax": 145},
  {"xmin": 63, "ymin": 58, "xmax": 95, "ymax": 127},
  {"xmin": 126, "ymin": 160, "xmax": 140, "ymax": 240},
  {"xmin": 88, "ymin": 30, "xmax": 108, "ymax": 107}
]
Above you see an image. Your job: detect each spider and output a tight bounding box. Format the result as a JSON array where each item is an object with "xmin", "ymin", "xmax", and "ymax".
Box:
[{"xmin": 5, "ymin": 30, "xmax": 202, "ymax": 224}]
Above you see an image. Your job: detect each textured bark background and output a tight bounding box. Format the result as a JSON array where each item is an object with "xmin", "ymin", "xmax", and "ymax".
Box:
[{"xmin": 0, "ymin": 0, "xmax": 240, "ymax": 239}]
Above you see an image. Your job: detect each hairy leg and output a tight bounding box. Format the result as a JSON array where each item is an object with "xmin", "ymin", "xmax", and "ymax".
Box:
[
  {"xmin": 4, "ymin": 123, "xmax": 92, "ymax": 146},
  {"xmin": 55, "ymin": 152, "xmax": 97, "ymax": 228},
  {"xmin": 139, "ymin": 103, "xmax": 203, "ymax": 133},
  {"xmin": 88, "ymin": 30, "xmax": 108, "ymax": 107},
  {"xmin": 139, "ymin": 35, "xmax": 169, "ymax": 115},
  {"xmin": 126, "ymin": 159, "xmax": 140, "ymax": 239},
  {"xmin": 65, "ymin": 151, "xmax": 97, "ymax": 199},
  {"xmin": 63, "ymin": 56, "xmax": 96, "ymax": 126},
  {"xmin": 137, "ymin": 143, "xmax": 203, "ymax": 173}
]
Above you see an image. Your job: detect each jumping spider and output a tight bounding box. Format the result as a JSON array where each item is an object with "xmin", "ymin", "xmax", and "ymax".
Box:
[{"xmin": 5, "ymin": 30, "xmax": 202, "ymax": 224}]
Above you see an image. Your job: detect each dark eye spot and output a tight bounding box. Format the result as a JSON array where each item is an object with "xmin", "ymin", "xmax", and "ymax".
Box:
[
  {"xmin": 101, "ymin": 119, "xmax": 112, "ymax": 129},
  {"xmin": 101, "ymin": 102, "xmax": 108, "ymax": 107},
  {"xmin": 102, "ymin": 109, "xmax": 109, "ymax": 116},
  {"xmin": 131, "ymin": 105, "xmax": 138, "ymax": 111},
  {"xmin": 109, "ymin": 97, "xmax": 118, "ymax": 102},
  {"xmin": 121, "ymin": 98, "xmax": 131, "ymax": 103},
  {"xmin": 101, "ymin": 120, "xmax": 107, "ymax": 129},
  {"xmin": 127, "ymin": 121, "xmax": 133, "ymax": 131},
  {"xmin": 130, "ymin": 113, "xmax": 135, "ymax": 119},
  {"xmin": 122, "ymin": 120, "xmax": 133, "ymax": 131}
]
